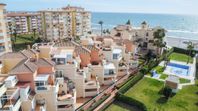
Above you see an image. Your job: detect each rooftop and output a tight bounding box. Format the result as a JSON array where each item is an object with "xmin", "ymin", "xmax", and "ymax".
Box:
[{"xmin": 166, "ymin": 75, "xmax": 179, "ymax": 83}]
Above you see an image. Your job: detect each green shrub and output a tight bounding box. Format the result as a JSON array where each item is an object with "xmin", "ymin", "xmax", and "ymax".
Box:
[
  {"xmin": 116, "ymin": 93, "xmax": 147, "ymax": 111},
  {"xmin": 173, "ymin": 47, "xmax": 197, "ymax": 57},
  {"xmin": 179, "ymin": 78, "xmax": 191, "ymax": 84}
]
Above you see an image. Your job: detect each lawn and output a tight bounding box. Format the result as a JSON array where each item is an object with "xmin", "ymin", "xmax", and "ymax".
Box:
[
  {"xmin": 105, "ymin": 100, "xmax": 140, "ymax": 111},
  {"xmin": 12, "ymin": 34, "xmax": 39, "ymax": 51},
  {"xmin": 160, "ymin": 74, "xmax": 168, "ymax": 80},
  {"xmin": 124, "ymin": 77, "xmax": 198, "ymax": 111},
  {"xmin": 169, "ymin": 52, "xmax": 193, "ymax": 63},
  {"xmin": 179, "ymin": 78, "xmax": 191, "ymax": 84},
  {"xmin": 152, "ymin": 66, "xmax": 164, "ymax": 74}
]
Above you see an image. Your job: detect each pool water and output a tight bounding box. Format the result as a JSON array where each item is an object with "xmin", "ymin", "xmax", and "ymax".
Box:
[
  {"xmin": 165, "ymin": 62, "xmax": 190, "ymax": 76},
  {"xmin": 167, "ymin": 63, "xmax": 189, "ymax": 70}
]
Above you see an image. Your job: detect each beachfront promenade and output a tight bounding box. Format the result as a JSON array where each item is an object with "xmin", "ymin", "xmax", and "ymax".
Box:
[{"xmin": 165, "ymin": 36, "xmax": 198, "ymax": 50}]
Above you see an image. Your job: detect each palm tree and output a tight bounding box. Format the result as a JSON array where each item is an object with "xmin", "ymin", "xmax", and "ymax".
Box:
[
  {"xmin": 103, "ymin": 29, "xmax": 106, "ymax": 35},
  {"xmin": 98, "ymin": 21, "xmax": 103, "ymax": 36},
  {"xmin": 32, "ymin": 28, "xmax": 37, "ymax": 39},
  {"xmin": 153, "ymin": 28, "xmax": 166, "ymax": 56},
  {"xmin": 106, "ymin": 29, "xmax": 110, "ymax": 35},
  {"xmin": 184, "ymin": 41, "xmax": 194, "ymax": 64}
]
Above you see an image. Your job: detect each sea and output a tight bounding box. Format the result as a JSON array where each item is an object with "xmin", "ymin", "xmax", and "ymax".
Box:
[{"xmin": 91, "ymin": 12, "xmax": 198, "ymax": 40}]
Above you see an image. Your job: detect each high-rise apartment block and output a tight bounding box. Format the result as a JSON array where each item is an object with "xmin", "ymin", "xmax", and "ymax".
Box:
[
  {"xmin": 40, "ymin": 5, "xmax": 91, "ymax": 40},
  {"xmin": 6, "ymin": 12, "xmax": 42, "ymax": 34},
  {"xmin": 0, "ymin": 3, "xmax": 12, "ymax": 55}
]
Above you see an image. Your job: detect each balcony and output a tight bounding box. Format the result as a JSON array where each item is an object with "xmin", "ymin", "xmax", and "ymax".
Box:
[
  {"xmin": 84, "ymin": 84, "xmax": 99, "ymax": 97},
  {"xmin": 85, "ymin": 80, "xmax": 100, "ymax": 89},
  {"xmin": 0, "ymin": 83, "xmax": 6, "ymax": 96},
  {"xmin": 5, "ymin": 76, "xmax": 18, "ymax": 88},
  {"xmin": 0, "ymin": 88, "xmax": 21, "ymax": 111},
  {"xmin": 103, "ymin": 77, "xmax": 116, "ymax": 85}
]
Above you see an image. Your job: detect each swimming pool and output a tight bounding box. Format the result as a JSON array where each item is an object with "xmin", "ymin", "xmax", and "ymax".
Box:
[
  {"xmin": 168, "ymin": 63, "xmax": 189, "ymax": 70},
  {"xmin": 165, "ymin": 62, "xmax": 190, "ymax": 76}
]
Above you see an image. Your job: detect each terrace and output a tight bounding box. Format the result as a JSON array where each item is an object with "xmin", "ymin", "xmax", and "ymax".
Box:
[
  {"xmin": 34, "ymin": 74, "xmax": 59, "ymax": 93},
  {"xmin": 0, "ymin": 88, "xmax": 21, "ymax": 111},
  {"xmin": 84, "ymin": 79, "xmax": 100, "ymax": 97}
]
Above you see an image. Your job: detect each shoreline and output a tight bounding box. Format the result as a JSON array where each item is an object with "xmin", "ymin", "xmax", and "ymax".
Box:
[{"xmin": 165, "ymin": 36, "xmax": 198, "ymax": 51}]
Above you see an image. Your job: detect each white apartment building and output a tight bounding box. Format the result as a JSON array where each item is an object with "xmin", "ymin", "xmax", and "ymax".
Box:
[
  {"xmin": 0, "ymin": 3, "xmax": 12, "ymax": 56},
  {"xmin": 33, "ymin": 42, "xmax": 100, "ymax": 98},
  {"xmin": 111, "ymin": 21, "xmax": 164, "ymax": 51},
  {"xmin": 40, "ymin": 5, "xmax": 91, "ymax": 40},
  {"xmin": 0, "ymin": 49, "xmax": 77, "ymax": 111},
  {"xmin": 6, "ymin": 12, "xmax": 42, "ymax": 34}
]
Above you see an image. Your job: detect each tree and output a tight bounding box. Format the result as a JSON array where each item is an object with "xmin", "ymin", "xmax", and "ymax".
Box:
[
  {"xmin": 103, "ymin": 29, "xmax": 106, "ymax": 35},
  {"xmin": 35, "ymin": 37, "xmax": 42, "ymax": 43},
  {"xmin": 153, "ymin": 28, "xmax": 166, "ymax": 56},
  {"xmin": 32, "ymin": 28, "xmax": 37, "ymax": 39},
  {"xmin": 126, "ymin": 19, "xmax": 131, "ymax": 25},
  {"xmin": 98, "ymin": 21, "xmax": 103, "ymax": 36},
  {"xmin": 13, "ymin": 29, "xmax": 17, "ymax": 42},
  {"xmin": 184, "ymin": 41, "xmax": 194, "ymax": 64},
  {"xmin": 106, "ymin": 29, "xmax": 110, "ymax": 35},
  {"xmin": 145, "ymin": 49, "xmax": 156, "ymax": 63},
  {"xmin": 163, "ymin": 86, "xmax": 172, "ymax": 99}
]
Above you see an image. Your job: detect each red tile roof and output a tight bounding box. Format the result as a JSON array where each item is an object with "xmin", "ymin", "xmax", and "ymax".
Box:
[
  {"xmin": 90, "ymin": 50, "xmax": 100, "ymax": 64},
  {"xmin": 80, "ymin": 53, "xmax": 91, "ymax": 68}
]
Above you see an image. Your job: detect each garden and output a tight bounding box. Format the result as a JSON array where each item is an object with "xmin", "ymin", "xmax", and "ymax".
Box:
[
  {"xmin": 11, "ymin": 33, "xmax": 42, "ymax": 51},
  {"xmin": 123, "ymin": 77, "xmax": 198, "ymax": 111}
]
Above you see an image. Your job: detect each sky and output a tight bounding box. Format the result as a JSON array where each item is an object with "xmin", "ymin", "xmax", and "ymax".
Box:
[{"xmin": 1, "ymin": 0, "xmax": 198, "ymax": 15}]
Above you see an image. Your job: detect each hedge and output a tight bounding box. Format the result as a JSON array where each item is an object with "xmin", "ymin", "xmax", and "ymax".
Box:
[
  {"xmin": 119, "ymin": 73, "xmax": 144, "ymax": 94},
  {"xmin": 173, "ymin": 47, "xmax": 198, "ymax": 57},
  {"xmin": 196, "ymin": 58, "xmax": 198, "ymax": 79},
  {"xmin": 116, "ymin": 93, "xmax": 147, "ymax": 111}
]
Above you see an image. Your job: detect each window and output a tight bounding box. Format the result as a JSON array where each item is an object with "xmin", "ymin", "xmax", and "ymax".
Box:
[
  {"xmin": 113, "ymin": 54, "xmax": 120, "ymax": 59},
  {"xmin": 67, "ymin": 54, "xmax": 72, "ymax": 59},
  {"xmin": 57, "ymin": 58, "xmax": 65, "ymax": 64},
  {"xmin": 55, "ymin": 70, "xmax": 63, "ymax": 78},
  {"xmin": 35, "ymin": 81, "xmax": 45, "ymax": 86},
  {"xmin": 104, "ymin": 69, "xmax": 115, "ymax": 75}
]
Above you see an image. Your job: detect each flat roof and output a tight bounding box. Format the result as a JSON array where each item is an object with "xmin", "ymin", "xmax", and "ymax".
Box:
[
  {"xmin": 35, "ymin": 75, "xmax": 49, "ymax": 81},
  {"xmin": 53, "ymin": 49, "xmax": 73, "ymax": 58},
  {"xmin": 166, "ymin": 75, "xmax": 179, "ymax": 83},
  {"xmin": 113, "ymin": 49, "xmax": 122, "ymax": 54},
  {"xmin": 104, "ymin": 63, "xmax": 115, "ymax": 69}
]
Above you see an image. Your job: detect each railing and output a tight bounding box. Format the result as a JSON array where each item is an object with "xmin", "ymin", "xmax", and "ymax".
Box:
[{"xmin": 0, "ymin": 96, "xmax": 21, "ymax": 111}]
